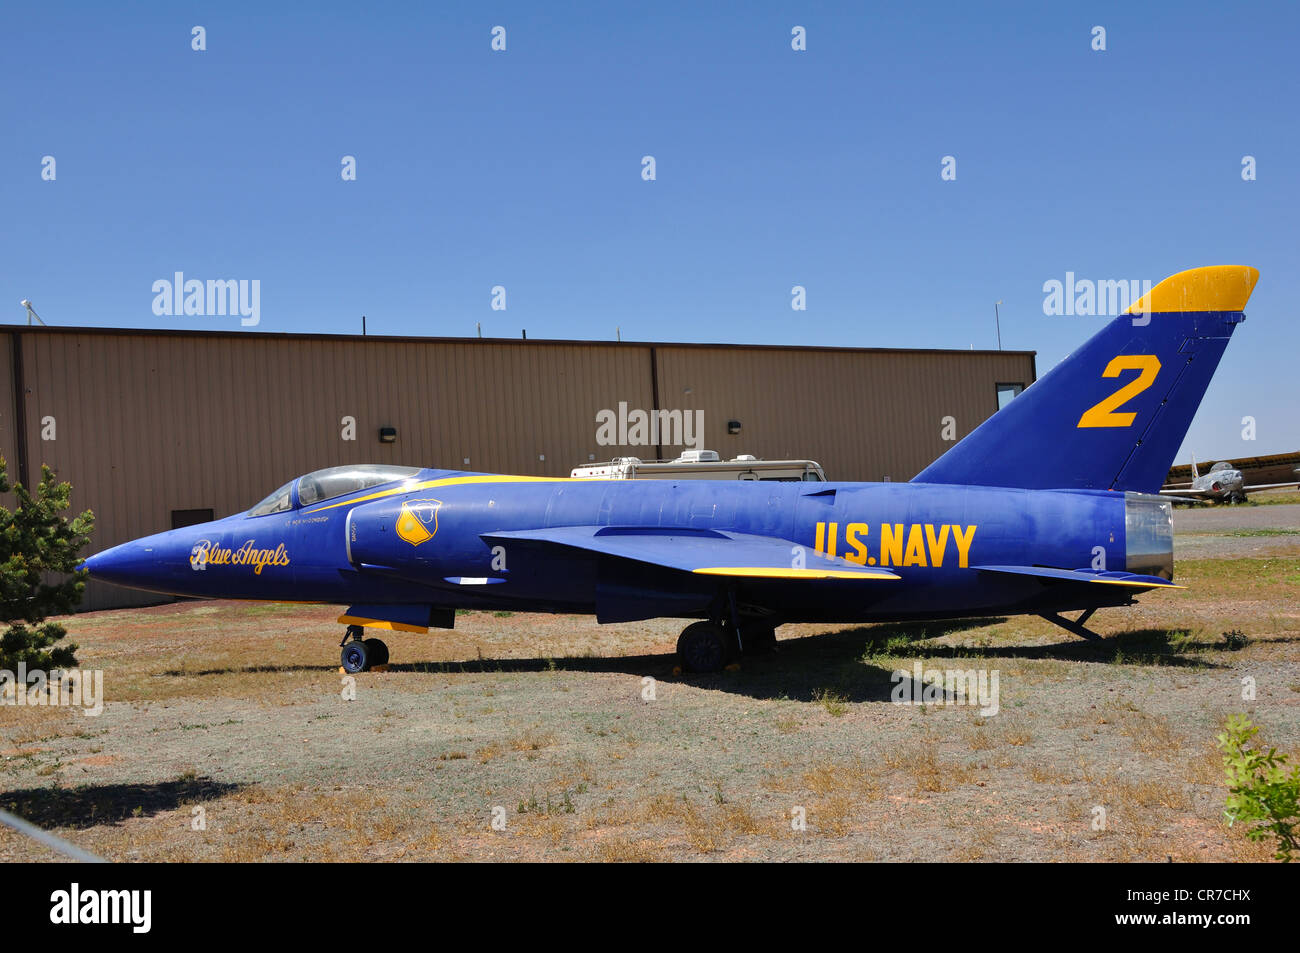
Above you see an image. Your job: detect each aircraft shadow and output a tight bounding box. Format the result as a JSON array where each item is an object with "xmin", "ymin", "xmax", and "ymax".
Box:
[
  {"xmin": 160, "ymin": 664, "xmax": 339, "ymax": 677},
  {"xmin": 158, "ymin": 620, "xmax": 1270, "ymax": 703},
  {"xmin": 690, "ymin": 625, "xmax": 1244, "ymax": 702},
  {"xmin": 382, "ymin": 619, "xmax": 1249, "ymax": 703},
  {"xmin": 836, "ymin": 625, "xmax": 1246, "ymax": 668},
  {"xmin": 0, "ymin": 775, "xmax": 241, "ymax": 829},
  {"xmin": 390, "ymin": 618, "xmax": 984, "ymax": 703}
]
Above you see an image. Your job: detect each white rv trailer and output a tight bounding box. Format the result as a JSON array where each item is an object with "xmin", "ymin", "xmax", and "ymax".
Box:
[{"xmin": 570, "ymin": 450, "xmax": 826, "ymax": 482}]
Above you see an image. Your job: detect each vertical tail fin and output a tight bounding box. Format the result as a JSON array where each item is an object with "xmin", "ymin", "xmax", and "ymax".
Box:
[{"xmin": 913, "ymin": 265, "xmax": 1259, "ymax": 493}]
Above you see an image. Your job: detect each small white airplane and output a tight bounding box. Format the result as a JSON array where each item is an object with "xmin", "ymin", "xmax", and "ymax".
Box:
[{"xmin": 1160, "ymin": 456, "xmax": 1300, "ymax": 503}]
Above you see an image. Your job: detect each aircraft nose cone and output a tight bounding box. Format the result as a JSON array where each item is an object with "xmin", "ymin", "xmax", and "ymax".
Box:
[{"xmin": 80, "ymin": 541, "xmax": 163, "ymax": 588}]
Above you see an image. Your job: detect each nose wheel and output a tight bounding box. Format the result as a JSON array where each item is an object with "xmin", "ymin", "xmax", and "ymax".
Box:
[{"xmin": 340, "ymin": 625, "xmax": 389, "ymax": 673}]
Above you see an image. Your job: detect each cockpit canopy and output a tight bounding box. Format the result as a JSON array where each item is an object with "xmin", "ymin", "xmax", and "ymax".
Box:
[
  {"xmin": 297, "ymin": 465, "xmax": 422, "ymax": 506},
  {"xmin": 248, "ymin": 480, "xmax": 296, "ymax": 517},
  {"xmin": 248, "ymin": 465, "xmax": 421, "ymax": 516}
]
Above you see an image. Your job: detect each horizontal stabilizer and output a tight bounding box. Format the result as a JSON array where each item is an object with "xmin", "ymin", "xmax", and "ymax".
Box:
[
  {"xmin": 973, "ymin": 565, "xmax": 1184, "ymax": 590},
  {"xmin": 483, "ymin": 525, "xmax": 900, "ymax": 580}
]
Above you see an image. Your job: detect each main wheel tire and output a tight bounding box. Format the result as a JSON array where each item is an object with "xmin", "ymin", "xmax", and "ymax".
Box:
[
  {"xmin": 341, "ymin": 640, "xmax": 370, "ymax": 674},
  {"xmin": 677, "ymin": 621, "xmax": 728, "ymax": 673},
  {"xmin": 363, "ymin": 638, "xmax": 389, "ymax": 666}
]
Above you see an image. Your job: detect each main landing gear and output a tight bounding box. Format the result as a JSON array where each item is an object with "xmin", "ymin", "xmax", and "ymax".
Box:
[
  {"xmin": 675, "ymin": 617, "xmax": 778, "ymax": 674},
  {"xmin": 340, "ymin": 624, "xmax": 390, "ymax": 674}
]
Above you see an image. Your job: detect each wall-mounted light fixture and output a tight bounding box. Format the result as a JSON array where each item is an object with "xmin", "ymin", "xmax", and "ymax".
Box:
[
  {"xmin": 727, "ymin": 419, "xmax": 742, "ymax": 435},
  {"xmin": 379, "ymin": 427, "xmax": 397, "ymax": 444}
]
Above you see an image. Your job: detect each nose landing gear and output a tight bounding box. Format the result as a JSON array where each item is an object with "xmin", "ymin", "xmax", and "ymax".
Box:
[{"xmin": 340, "ymin": 624, "xmax": 390, "ymax": 674}]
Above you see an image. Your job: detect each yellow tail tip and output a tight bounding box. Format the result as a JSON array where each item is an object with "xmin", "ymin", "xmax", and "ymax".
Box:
[{"xmin": 1127, "ymin": 265, "xmax": 1259, "ymax": 315}]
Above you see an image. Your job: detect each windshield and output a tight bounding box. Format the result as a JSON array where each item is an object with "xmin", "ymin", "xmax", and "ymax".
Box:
[
  {"xmin": 296, "ymin": 465, "xmax": 421, "ymax": 506},
  {"xmin": 248, "ymin": 481, "xmax": 295, "ymax": 517}
]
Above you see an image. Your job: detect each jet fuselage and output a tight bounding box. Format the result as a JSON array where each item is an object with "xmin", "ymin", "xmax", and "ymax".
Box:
[{"xmin": 84, "ymin": 470, "xmax": 1163, "ymax": 625}]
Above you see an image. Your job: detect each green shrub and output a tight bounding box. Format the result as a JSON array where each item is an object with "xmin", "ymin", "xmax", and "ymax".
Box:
[
  {"xmin": 1222, "ymin": 629, "xmax": 1250, "ymax": 651},
  {"xmin": 1218, "ymin": 714, "xmax": 1300, "ymax": 861},
  {"xmin": 0, "ymin": 458, "xmax": 94, "ymax": 671}
]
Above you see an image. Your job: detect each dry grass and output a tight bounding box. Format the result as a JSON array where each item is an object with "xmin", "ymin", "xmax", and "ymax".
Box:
[
  {"xmin": 906, "ymin": 747, "xmax": 975, "ymax": 794},
  {"xmin": 721, "ymin": 803, "xmax": 764, "ymax": 835},
  {"xmin": 775, "ymin": 714, "xmax": 802, "ymax": 734},
  {"xmin": 475, "ymin": 742, "xmax": 504, "ymax": 763},
  {"xmin": 1027, "ymin": 763, "xmax": 1071, "ymax": 785},
  {"xmin": 590, "ymin": 836, "xmax": 661, "ymax": 862},
  {"xmin": 509, "ymin": 729, "xmax": 556, "ymax": 753},
  {"xmin": 812, "ymin": 688, "xmax": 849, "ymax": 717},
  {"xmin": 802, "ymin": 760, "xmax": 876, "ymax": 798},
  {"xmin": 966, "ymin": 723, "xmax": 996, "ymax": 751},
  {"xmin": 814, "ymin": 793, "xmax": 857, "ymax": 836},
  {"xmin": 1118, "ymin": 711, "xmax": 1181, "ymax": 757}
]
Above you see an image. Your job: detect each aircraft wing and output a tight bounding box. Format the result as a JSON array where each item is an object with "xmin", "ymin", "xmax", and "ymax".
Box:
[
  {"xmin": 974, "ymin": 565, "xmax": 1184, "ymax": 590},
  {"xmin": 1157, "ymin": 487, "xmax": 1214, "ymax": 501},
  {"xmin": 482, "ymin": 526, "xmax": 900, "ymax": 580},
  {"xmin": 1243, "ymin": 482, "xmax": 1300, "ymax": 491}
]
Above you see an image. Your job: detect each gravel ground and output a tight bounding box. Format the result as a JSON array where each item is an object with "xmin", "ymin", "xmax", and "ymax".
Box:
[
  {"xmin": 1, "ymin": 508, "xmax": 1296, "ymax": 863},
  {"xmin": 1174, "ymin": 501, "xmax": 1300, "ymax": 559}
]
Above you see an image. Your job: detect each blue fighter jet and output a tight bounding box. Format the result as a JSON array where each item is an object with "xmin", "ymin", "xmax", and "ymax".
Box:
[{"xmin": 83, "ymin": 265, "xmax": 1258, "ymax": 673}]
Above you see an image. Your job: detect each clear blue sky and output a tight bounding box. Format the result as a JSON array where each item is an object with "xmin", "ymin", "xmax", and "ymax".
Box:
[{"xmin": 3, "ymin": 1, "xmax": 1297, "ymax": 461}]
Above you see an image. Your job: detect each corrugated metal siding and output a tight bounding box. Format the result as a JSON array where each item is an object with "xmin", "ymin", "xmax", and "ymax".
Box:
[
  {"xmin": 654, "ymin": 346, "xmax": 1034, "ymax": 482},
  {"xmin": 10, "ymin": 329, "xmax": 1031, "ymax": 610}
]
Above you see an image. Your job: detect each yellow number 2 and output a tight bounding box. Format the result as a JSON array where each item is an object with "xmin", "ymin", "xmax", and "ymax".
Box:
[{"xmin": 1077, "ymin": 355, "xmax": 1161, "ymax": 428}]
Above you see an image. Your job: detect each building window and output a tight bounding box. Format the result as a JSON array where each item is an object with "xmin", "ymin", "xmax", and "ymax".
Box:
[
  {"xmin": 996, "ymin": 383, "xmax": 1024, "ymax": 410},
  {"xmin": 171, "ymin": 508, "xmax": 214, "ymax": 529}
]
